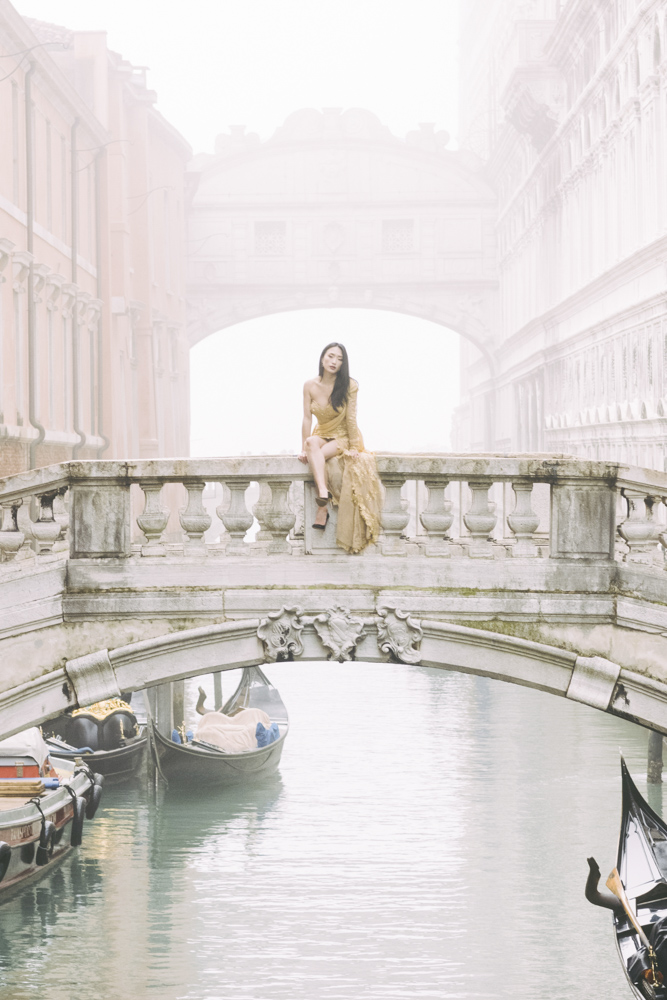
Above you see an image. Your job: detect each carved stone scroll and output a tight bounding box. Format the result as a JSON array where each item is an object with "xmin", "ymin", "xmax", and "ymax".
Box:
[
  {"xmin": 376, "ymin": 607, "xmax": 423, "ymax": 664},
  {"xmin": 313, "ymin": 606, "xmax": 366, "ymax": 662},
  {"xmin": 257, "ymin": 606, "xmax": 305, "ymax": 661}
]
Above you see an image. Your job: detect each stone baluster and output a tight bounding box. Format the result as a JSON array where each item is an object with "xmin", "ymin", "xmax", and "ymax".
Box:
[
  {"xmin": 419, "ymin": 479, "xmax": 453, "ymax": 556},
  {"xmin": 31, "ymin": 492, "xmax": 63, "ymax": 554},
  {"xmin": 463, "ymin": 479, "xmax": 497, "ymax": 558},
  {"xmin": 507, "ymin": 480, "xmax": 540, "ymax": 557},
  {"xmin": 218, "ymin": 480, "xmax": 253, "ymax": 554},
  {"xmin": 0, "ymin": 501, "xmax": 25, "ymax": 561},
  {"xmin": 618, "ymin": 490, "xmax": 661, "ymax": 564},
  {"xmin": 289, "ymin": 481, "xmax": 305, "ymax": 539},
  {"xmin": 380, "ymin": 476, "xmax": 410, "ymax": 555},
  {"xmin": 252, "ymin": 482, "xmax": 274, "ymax": 546},
  {"xmin": 53, "ymin": 487, "xmax": 69, "ymax": 543},
  {"xmin": 260, "ymin": 480, "xmax": 296, "ymax": 554},
  {"xmin": 137, "ymin": 483, "xmax": 170, "ymax": 556},
  {"xmin": 179, "ymin": 480, "xmax": 212, "ymax": 551}
]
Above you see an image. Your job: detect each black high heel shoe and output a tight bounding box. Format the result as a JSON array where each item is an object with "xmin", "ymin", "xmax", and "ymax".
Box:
[{"xmin": 313, "ymin": 494, "xmax": 330, "ymax": 530}]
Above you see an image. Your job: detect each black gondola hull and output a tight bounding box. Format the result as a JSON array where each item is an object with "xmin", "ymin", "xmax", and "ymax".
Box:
[
  {"xmin": 151, "ymin": 724, "xmax": 286, "ymax": 787},
  {"xmin": 48, "ymin": 733, "xmax": 147, "ymax": 785},
  {"xmin": 593, "ymin": 760, "xmax": 667, "ymax": 998}
]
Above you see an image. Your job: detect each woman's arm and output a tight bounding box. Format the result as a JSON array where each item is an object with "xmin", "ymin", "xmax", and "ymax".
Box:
[
  {"xmin": 345, "ymin": 381, "xmax": 363, "ymax": 452},
  {"xmin": 298, "ymin": 382, "xmax": 312, "ymax": 462}
]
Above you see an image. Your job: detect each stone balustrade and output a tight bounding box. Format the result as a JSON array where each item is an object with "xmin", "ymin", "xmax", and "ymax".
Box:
[{"xmin": 0, "ymin": 454, "xmax": 666, "ymax": 567}]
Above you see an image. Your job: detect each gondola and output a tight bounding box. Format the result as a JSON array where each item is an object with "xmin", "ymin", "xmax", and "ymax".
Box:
[
  {"xmin": 149, "ymin": 666, "xmax": 288, "ymax": 788},
  {"xmin": 43, "ymin": 698, "xmax": 147, "ymax": 785},
  {"xmin": 0, "ymin": 729, "xmax": 103, "ymax": 898},
  {"xmin": 586, "ymin": 759, "xmax": 667, "ymax": 998}
]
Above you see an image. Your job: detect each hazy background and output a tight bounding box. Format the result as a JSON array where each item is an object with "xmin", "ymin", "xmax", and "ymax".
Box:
[{"xmin": 16, "ymin": 0, "xmax": 462, "ymax": 456}]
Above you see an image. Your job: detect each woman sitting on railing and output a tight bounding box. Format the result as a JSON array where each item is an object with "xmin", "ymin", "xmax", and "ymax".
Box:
[{"xmin": 298, "ymin": 342, "xmax": 382, "ymax": 553}]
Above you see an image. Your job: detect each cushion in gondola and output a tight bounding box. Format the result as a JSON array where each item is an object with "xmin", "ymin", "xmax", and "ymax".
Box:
[{"xmin": 255, "ymin": 722, "xmax": 280, "ymax": 747}]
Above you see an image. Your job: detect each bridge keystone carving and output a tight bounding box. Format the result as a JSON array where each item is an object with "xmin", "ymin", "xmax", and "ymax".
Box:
[{"xmin": 313, "ymin": 606, "xmax": 367, "ymax": 662}]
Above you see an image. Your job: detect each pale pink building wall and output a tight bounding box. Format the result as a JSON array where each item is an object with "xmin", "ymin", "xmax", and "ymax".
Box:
[{"xmin": 0, "ymin": 1, "xmax": 191, "ymax": 473}]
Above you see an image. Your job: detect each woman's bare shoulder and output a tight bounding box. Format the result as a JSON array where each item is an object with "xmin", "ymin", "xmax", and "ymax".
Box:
[{"xmin": 303, "ymin": 377, "xmax": 321, "ymax": 393}]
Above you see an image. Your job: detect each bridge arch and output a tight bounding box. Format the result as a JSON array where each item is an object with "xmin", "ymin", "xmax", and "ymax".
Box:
[{"xmin": 3, "ymin": 613, "xmax": 665, "ymax": 743}]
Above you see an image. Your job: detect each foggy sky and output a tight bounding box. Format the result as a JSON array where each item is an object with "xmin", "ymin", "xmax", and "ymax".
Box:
[
  {"xmin": 14, "ymin": 0, "xmax": 460, "ymax": 153},
  {"xmin": 15, "ymin": 0, "xmax": 462, "ymax": 457}
]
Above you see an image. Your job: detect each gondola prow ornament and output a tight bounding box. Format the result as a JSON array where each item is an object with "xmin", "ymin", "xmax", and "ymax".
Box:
[{"xmin": 586, "ymin": 759, "xmax": 667, "ymax": 1000}]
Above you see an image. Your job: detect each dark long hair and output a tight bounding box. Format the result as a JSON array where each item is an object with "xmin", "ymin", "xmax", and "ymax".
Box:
[{"xmin": 318, "ymin": 342, "xmax": 350, "ymax": 412}]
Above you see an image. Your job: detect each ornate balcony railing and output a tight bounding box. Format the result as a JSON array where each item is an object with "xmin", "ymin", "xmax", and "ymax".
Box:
[{"xmin": 0, "ymin": 455, "xmax": 666, "ymax": 567}]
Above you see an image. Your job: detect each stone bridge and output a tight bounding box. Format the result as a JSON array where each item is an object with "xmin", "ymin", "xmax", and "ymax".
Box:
[
  {"xmin": 186, "ymin": 108, "xmax": 498, "ymax": 371},
  {"xmin": 1, "ymin": 454, "xmax": 667, "ymax": 740}
]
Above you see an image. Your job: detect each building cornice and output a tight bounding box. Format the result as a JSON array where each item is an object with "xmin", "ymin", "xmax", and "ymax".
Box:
[
  {"xmin": 0, "ymin": 0, "xmax": 107, "ymax": 143},
  {"xmin": 498, "ymin": 242, "xmax": 667, "ymax": 364}
]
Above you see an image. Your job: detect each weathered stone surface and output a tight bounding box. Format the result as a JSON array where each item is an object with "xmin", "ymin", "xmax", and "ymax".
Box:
[
  {"xmin": 377, "ymin": 608, "xmax": 423, "ymax": 664},
  {"xmin": 566, "ymin": 655, "xmax": 622, "ymax": 711},
  {"xmin": 257, "ymin": 606, "xmax": 305, "ymax": 661},
  {"xmin": 0, "ymin": 455, "xmax": 666, "ymax": 733},
  {"xmin": 69, "ymin": 484, "xmax": 131, "ymax": 558},
  {"xmin": 65, "ymin": 648, "xmax": 121, "ymax": 706},
  {"xmin": 313, "ymin": 606, "xmax": 367, "ymax": 661}
]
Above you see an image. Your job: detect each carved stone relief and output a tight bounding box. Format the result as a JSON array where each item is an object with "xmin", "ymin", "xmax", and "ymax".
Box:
[
  {"xmin": 313, "ymin": 606, "xmax": 366, "ymax": 662},
  {"xmin": 257, "ymin": 606, "xmax": 305, "ymax": 661},
  {"xmin": 376, "ymin": 608, "xmax": 423, "ymax": 664}
]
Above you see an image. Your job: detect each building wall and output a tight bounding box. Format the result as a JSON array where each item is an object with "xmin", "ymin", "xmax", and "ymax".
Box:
[
  {"xmin": 0, "ymin": 2, "xmax": 190, "ymax": 473},
  {"xmin": 457, "ymin": 0, "xmax": 667, "ymax": 468}
]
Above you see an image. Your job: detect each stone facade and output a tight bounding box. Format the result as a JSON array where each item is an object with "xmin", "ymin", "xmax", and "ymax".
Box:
[
  {"xmin": 456, "ymin": 0, "xmax": 667, "ymax": 469},
  {"xmin": 0, "ymin": 2, "xmax": 191, "ymax": 473}
]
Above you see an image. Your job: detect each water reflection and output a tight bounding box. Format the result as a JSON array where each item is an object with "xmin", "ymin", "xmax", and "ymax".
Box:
[
  {"xmin": 647, "ymin": 781, "xmax": 663, "ymax": 816},
  {"xmin": 0, "ymin": 665, "xmax": 656, "ymax": 1000}
]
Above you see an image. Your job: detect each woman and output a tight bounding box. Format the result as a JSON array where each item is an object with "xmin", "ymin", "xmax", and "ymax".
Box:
[{"xmin": 298, "ymin": 342, "xmax": 382, "ymax": 553}]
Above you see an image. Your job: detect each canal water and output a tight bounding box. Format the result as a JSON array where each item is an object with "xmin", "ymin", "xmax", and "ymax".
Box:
[{"xmin": 0, "ymin": 663, "xmax": 656, "ymax": 1000}]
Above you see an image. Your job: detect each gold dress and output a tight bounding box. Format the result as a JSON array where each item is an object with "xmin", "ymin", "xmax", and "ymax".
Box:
[{"xmin": 311, "ymin": 380, "xmax": 382, "ymax": 554}]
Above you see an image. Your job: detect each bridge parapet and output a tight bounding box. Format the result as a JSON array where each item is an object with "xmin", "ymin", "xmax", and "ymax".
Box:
[{"xmin": 0, "ymin": 455, "xmax": 666, "ymax": 567}]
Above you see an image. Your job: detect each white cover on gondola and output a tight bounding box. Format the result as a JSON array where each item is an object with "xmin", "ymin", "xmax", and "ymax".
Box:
[
  {"xmin": 194, "ymin": 708, "xmax": 271, "ymax": 753},
  {"xmin": 0, "ymin": 727, "xmax": 49, "ymax": 767}
]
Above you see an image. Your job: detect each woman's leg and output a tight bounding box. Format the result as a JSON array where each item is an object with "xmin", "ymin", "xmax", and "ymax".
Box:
[{"xmin": 304, "ymin": 436, "xmax": 339, "ymax": 498}]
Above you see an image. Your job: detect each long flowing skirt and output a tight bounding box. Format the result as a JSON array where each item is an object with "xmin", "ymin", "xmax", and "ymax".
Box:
[{"xmin": 326, "ymin": 451, "xmax": 383, "ymax": 554}]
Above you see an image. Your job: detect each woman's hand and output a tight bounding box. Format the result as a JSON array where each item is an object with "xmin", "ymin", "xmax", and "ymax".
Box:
[
  {"xmin": 347, "ymin": 449, "xmax": 359, "ymax": 459},
  {"xmin": 298, "ymin": 451, "xmax": 308, "ymax": 464}
]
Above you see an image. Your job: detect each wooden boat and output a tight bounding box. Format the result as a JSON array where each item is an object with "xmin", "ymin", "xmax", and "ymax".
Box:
[
  {"xmin": 0, "ymin": 732, "xmax": 103, "ymax": 898},
  {"xmin": 149, "ymin": 666, "xmax": 288, "ymax": 788},
  {"xmin": 43, "ymin": 697, "xmax": 147, "ymax": 785},
  {"xmin": 586, "ymin": 759, "xmax": 667, "ymax": 998}
]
